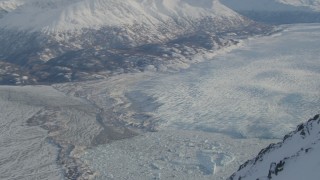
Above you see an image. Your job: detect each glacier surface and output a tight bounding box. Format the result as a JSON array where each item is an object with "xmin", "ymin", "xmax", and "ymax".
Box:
[
  {"xmin": 1, "ymin": 24, "xmax": 319, "ymax": 179},
  {"xmin": 124, "ymin": 24, "xmax": 320, "ymax": 139},
  {"xmin": 78, "ymin": 24, "xmax": 320, "ymax": 179}
]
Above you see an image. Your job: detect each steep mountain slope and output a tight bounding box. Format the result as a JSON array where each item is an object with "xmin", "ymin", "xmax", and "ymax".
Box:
[
  {"xmin": 229, "ymin": 114, "xmax": 320, "ymax": 180},
  {"xmin": 0, "ymin": 0, "xmax": 242, "ymax": 32},
  {"xmin": 0, "ymin": 0, "xmax": 270, "ymax": 84},
  {"xmin": 221, "ymin": 0, "xmax": 320, "ymax": 24}
]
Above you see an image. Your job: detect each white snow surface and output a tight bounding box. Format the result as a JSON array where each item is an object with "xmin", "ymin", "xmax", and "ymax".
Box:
[
  {"xmin": 0, "ymin": 85, "xmax": 101, "ymax": 179},
  {"xmin": 1, "ymin": 24, "xmax": 319, "ymax": 180},
  {"xmin": 81, "ymin": 130, "xmax": 275, "ymax": 180},
  {"xmin": 55, "ymin": 23, "xmax": 319, "ymax": 179},
  {"xmin": 0, "ymin": 0, "xmax": 239, "ymax": 32},
  {"xmin": 0, "ymin": 0, "xmax": 22, "ymax": 11},
  {"xmin": 278, "ymin": 0, "xmax": 320, "ymax": 11},
  {"xmin": 124, "ymin": 24, "xmax": 320, "ymax": 139},
  {"xmin": 230, "ymin": 115, "xmax": 320, "ymax": 180},
  {"xmin": 221, "ymin": 0, "xmax": 320, "ymax": 11},
  {"xmin": 0, "ymin": 86, "xmax": 68, "ymax": 180}
]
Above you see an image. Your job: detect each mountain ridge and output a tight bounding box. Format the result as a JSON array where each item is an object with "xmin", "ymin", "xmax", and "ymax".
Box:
[
  {"xmin": 0, "ymin": 0, "xmax": 241, "ymax": 33},
  {"xmin": 229, "ymin": 114, "xmax": 320, "ymax": 180}
]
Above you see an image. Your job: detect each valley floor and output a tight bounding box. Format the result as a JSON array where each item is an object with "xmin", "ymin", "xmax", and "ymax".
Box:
[{"xmin": 0, "ymin": 24, "xmax": 319, "ymax": 179}]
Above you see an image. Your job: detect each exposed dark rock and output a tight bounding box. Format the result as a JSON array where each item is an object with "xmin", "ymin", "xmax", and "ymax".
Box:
[{"xmin": 0, "ymin": 20, "xmax": 273, "ymax": 85}]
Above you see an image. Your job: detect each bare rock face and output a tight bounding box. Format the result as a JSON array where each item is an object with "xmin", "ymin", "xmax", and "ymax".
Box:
[{"xmin": 229, "ymin": 114, "xmax": 320, "ymax": 180}]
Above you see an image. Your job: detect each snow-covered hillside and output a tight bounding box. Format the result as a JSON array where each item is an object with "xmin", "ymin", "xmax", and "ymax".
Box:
[
  {"xmin": 229, "ymin": 114, "xmax": 320, "ymax": 180},
  {"xmin": 220, "ymin": 0, "xmax": 320, "ymax": 24},
  {"xmin": 0, "ymin": 0, "xmax": 242, "ymax": 33},
  {"xmin": 0, "ymin": 0, "xmax": 250, "ymax": 44},
  {"xmin": 278, "ymin": 0, "xmax": 320, "ymax": 11},
  {"xmin": 0, "ymin": 0, "xmax": 270, "ymax": 85},
  {"xmin": 221, "ymin": 0, "xmax": 320, "ymax": 12}
]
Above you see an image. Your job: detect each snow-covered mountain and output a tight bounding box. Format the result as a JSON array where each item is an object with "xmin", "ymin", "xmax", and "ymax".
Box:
[
  {"xmin": 229, "ymin": 114, "xmax": 320, "ymax": 180},
  {"xmin": 221, "ymin": 0, "xmax": 320, "ymax": 24},
  {"xmin": 0, "ymin": 0, "xmax": 270, "ymax": 84},
  {"xmin": 221, "ymin": 0, "xmax": 320, "ymax": 12},
  {"xmin": 0, "ymin": 0, "xmax": 243, "ymax": 33},
  {"xmin": 0, "ymin": 0, "xmax": 248, "ymax": 53},
  {"xmin": 278, "ymin": 0, "xmax": 320, "ymax": 11}
]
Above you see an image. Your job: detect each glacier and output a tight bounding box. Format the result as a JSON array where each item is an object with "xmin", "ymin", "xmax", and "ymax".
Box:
[
  {"xmin": 0, "ymin": 2, "xmax": 319, "ymax": 178},
  {"xmin": 75, "ymin": 24, "xmax": 320, "ymax": 179},
  {"xmin": 120, "ymin": 24, "xmax": 320, "ymax": 139}
]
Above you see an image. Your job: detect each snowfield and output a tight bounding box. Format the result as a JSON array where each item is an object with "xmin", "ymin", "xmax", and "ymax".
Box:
[
  {"xmin": 0, "ymin": 86, "xmax": 66, "ymax": 180},
  {"xmin": 221, "ymin": 0, "xmax": 320, "ymax": 12},
  {"xmin": 0, "ymin": 24, "xmax": 319, "ymax": 179},
  {"xmin": 0, "ymin": 86, "xmax": 103, "ymax": 179},
  {"xmin": 278, "ymin": 0, "xmax": 320, "ymax": 11}
]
